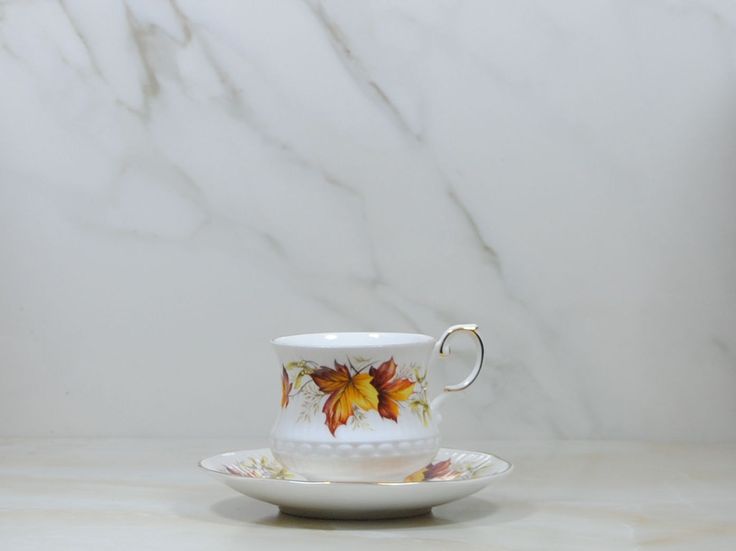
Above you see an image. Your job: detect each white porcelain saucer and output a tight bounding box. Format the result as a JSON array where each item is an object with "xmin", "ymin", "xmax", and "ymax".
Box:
[{"xmin": 199, "ymin": 447, "xmax": 512, "ymax": 519}]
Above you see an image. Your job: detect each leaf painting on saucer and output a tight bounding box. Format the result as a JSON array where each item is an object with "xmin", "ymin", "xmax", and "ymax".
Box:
[
  {"xmin": 220, "ymin": 452, "xmax": 496, "ymax": 483},
  {"xmin": 281, "ymin": 357, "xmax": 430, "ymax": 436},
  {"xmin": 224, "ymin": 456, "xmax": 296, "ymax": 480},
  {"xmin": 404, "ymin": 459, "xmax": 454, "ymax": 482},
  {"xmin": 404, "ymin": 456, "xmax": 495, "ymax": 482}
]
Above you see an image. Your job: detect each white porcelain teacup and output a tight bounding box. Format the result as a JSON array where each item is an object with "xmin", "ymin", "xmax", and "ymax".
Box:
[{"xmin": 269, "ymin": 325, "xmax": 484, "ymax": 481}]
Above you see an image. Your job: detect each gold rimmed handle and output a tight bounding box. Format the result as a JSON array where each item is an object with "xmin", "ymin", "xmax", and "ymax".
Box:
[{"xmin": 430, "ymin": 324, "xmax": 485, "ymax": 410}]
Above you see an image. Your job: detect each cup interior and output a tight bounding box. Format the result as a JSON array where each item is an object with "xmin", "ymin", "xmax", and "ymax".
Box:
[{"xmin": 272, "ymin": 332, "xmax": 435, "ymax": 348}]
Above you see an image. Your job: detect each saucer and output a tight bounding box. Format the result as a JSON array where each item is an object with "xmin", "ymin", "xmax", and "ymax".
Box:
[{"xmin": 199, "ymin": 447, "xmax": 512, "ymax": 519}]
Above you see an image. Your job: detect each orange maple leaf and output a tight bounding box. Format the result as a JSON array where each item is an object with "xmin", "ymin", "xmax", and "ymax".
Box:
[
  {"xmin": 369, "ymin": 358, "xmax": 415, "ymax": 422},
  {"xmin": 310, "ymin": 362, "xmax": 379, "ymax": 435},
  {"xmin": 280, "ymin": 366, "xmax": 292, "ymax": 408}
]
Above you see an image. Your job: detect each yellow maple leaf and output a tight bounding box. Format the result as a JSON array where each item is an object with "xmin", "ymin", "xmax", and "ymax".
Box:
[{"xmin": 310, "ymin": 362, "xmax": 378, "ymax": 435}]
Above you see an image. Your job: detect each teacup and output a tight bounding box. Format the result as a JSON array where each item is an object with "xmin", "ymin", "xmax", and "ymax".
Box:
[{"xmin": 269, "ymin": 325, "xmax": 484, "ymax": 481}]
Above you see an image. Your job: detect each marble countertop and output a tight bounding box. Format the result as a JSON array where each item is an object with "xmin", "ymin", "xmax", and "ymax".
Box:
[{"xmin": 1, "ymin": 439, "xmax": 734, "ymax": 550}]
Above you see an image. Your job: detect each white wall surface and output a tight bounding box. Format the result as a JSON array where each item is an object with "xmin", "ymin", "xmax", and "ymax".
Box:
[{"xmin": 1, "ymin": 0, "xmax": 735, "ymax": 441}]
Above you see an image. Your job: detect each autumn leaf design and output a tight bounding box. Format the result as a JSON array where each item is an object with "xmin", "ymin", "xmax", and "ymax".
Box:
[
  {"xmin": 225, "ymin": 456, "xmax": 295, "ymax": 480},
  {"xmin": 404, "ymin": 458, "xmax": 454, "ymax": 482},
  {"xmin": 281, "ymin": 356, "xmax": 424, "ymax": 434},
  {"xmin": 280, "ymin": 366, "xmax": 292, "ymax": 408},
  {"xmin": 310, "ymin": 362, "xmax": 379, "ymax": 435},
  {"xmin": 369, "ymin": 358, "xmax": 415, "ymax": 422}
]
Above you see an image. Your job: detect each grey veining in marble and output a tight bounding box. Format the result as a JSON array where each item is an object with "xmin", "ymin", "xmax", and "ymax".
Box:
[{"xmin": 0, "ymin": 1, "xmax": 735, "ymax": 440}]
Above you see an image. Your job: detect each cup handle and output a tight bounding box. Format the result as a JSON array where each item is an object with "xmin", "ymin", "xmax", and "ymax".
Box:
[{"xmin": 429, "ymin": 324, "xmax": 485, "ymax": 410}]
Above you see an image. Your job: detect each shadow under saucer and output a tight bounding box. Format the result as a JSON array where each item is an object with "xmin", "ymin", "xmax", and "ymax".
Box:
[{"xmin": 209, "ymin": 495, "xmax": 533, "ymax": 530}]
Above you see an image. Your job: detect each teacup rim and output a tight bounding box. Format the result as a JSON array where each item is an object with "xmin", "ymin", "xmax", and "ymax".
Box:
[{"xmin": 271, "ymin": 331, "xmax": 436, "ymax": 349}]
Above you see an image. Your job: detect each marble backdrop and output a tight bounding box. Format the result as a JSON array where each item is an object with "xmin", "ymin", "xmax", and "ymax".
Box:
[{"xmin": 1, "ymin": 0, "xmax": 735, "ymax": 441}]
